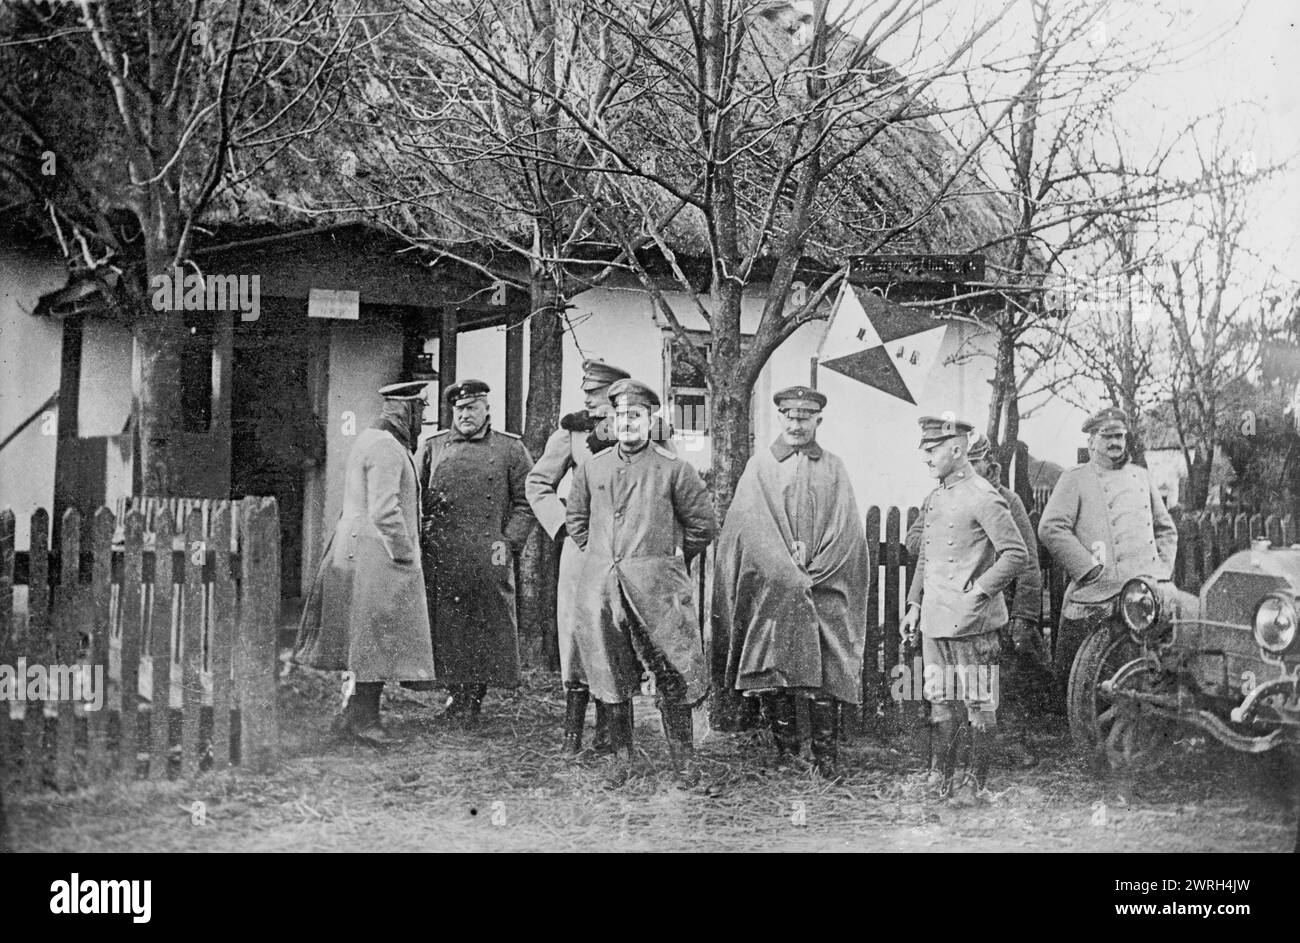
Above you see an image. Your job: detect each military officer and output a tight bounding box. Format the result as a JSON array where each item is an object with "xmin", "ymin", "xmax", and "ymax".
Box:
[
  {"xmin": 418, "ymin": 380, "xmax": 537, "ymax": 726},
  {"xmin": 526, "ymin": 358, "xmax": 632, "ymax": 755},
  {"xmin": 715, "ymin": 386, "xmax": 869, "ymax": 778},
  {"xmin": 295, "ymin": 381, "xmax": 436, "ymax": 745},
  {"xmin": 1037, "ymin": 406, "xmax": 1177, "ymax": 707},
  {"xmin": 907, "ymin": 433, "xmax": 1048, "ymax": 765},
  {"xmin": 902, "ymin": 416, "xmax": 1028, "ymax": 798},
  {"xmin": 566, "ymin": 378, "xmax": 717, "ymax": 784}
]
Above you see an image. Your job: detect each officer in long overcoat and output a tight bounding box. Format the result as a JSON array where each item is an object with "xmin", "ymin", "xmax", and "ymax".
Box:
[
  {"xmin": 525, "ymin": 358, "xmax": 630, "ymax": 754},
  {"xmin": 566, "ymin": 379, "xmax": 717, "ymax": 783},
  {"xmin": 294, "ymin": 381, "xmax": 436, "ymax": 745},
  {"xmin": 419, "ymin": 380, "xmax": 536, "ymax": 725},
  {"xmin": 902, "ymin": 416, "xmax": 1028, "ymax": 798},
  {"xmin": 1037, "ymin": 406, "xmax": 1177, "ymax": 701}
]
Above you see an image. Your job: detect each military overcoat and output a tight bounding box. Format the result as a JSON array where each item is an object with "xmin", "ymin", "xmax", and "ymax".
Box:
[
  {"xmin": 566, "ymin": 443, "xmax": 717, "ymax": 705},
  {"xmin": 418, "ymin": 425, "xmax": 536, "ymax": 687},
  {"xmin": 294, "ymin": 427, "xmax": 436, "ymax": 683}
]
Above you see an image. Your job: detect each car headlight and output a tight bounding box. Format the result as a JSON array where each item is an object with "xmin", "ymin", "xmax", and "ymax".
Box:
[
  {"xmin": 1252, "ymin": 593, "xmax": 1298, "ymax": 654},
  {"xmin": 1118, "ymin": 578, "xmax": 1162, "ymax": 640}
]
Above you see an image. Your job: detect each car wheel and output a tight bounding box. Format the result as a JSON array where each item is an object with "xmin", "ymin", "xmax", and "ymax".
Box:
[{"xmin": 1067, "ymin": 627, "xmax": 1174, "ymax": 769}]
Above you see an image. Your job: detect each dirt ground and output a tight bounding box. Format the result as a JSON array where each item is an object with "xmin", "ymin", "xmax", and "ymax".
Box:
[{"xmin": 7, "ymin": 666, "xmax": 1297, "ymax": 852}]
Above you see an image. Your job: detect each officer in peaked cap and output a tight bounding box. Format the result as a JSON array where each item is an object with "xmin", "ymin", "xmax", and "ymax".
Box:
[
  {"xmin": 902, "ymin": 413, "xmax": 1027, "ymax": 799},
  {"xmin": 1080, "ymin": 406, "xmax": 1129, "ymax": 435},
  {"xmin": 1038, "ymin": 405, "xmax": 1176, "ymax": 740},
  {"xmin": 443, "ymin": 378, "xmax": 491, "ymax": 407},
  {"xmin": 773, "ymin": 385, "xmax": 827, "ymax": 416},
  {"xmin": 905, "ymin": 430, "xmax": 1048, "ymax": 768},
  {"xmin": 418, "ymin": 379, "xmax": 536, "ymax": 727},
  {"xmin": 916, "ymin": 414, "xmax": 975, "ymax": 447},
  {"xmin": 580, "ymin": 359, "xmax": 632, "ymax": 392},
  {"xmin": 527, "ymin": 358, "xmax": 634, "ymax": 756},
  {"xmin": 606, "ymin": 377, "xmax": 661, "ymax": 409},
  {"xmin": 717, "ymin": 382, "xmax": 869, "ymax": 779},
  {"xmin": 294, "ymin": 379, "xmax": 436, "ymax": 745},
  {"xmin": 566, "ymin": 375, "xmax": 717, "ymax": 785}
]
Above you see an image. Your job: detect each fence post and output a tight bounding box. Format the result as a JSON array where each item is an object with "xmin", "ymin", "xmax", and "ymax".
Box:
[
  {"xmin": 862, "ymin": 506, "xmax": 881, "ymax": 726},
  {"xmin": 211, "ymin": 503, "xmax": 234, "ymax": 772},
  {"xmin": 87, "ymin": 508, "xmax": 113, "ymax": 781},
  {"xmin": 118, "ymin": 511, "xmax": 145, "ymax": 780},
  {"xmin": 237, "ymin": 497, "xmax": 280, "ymax": 773},
  {"xmin": 180, "ymin": 512, "xmax": 204, "ymax": 776},
  {"xmin": 53, "ymin": 510, "xmax": 81, "ymax": 791},
  {"xmin": 0, "ymin": 509, "xmax": 14, "ymax": 846},
  {"xmin": 149, "ymin": 510, "xmax": 174, "ymax": 781},
  {"xmin": 23, "ymin": 509, "xmax": 49, "ymax": 790}
]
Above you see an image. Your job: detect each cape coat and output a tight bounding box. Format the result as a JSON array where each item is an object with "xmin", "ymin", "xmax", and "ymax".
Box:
[
  {"xmin": 566, "ymin": 442, "xmax": 716, "ymax": 705},
  {"xmin": 294, "ymin": 426, "xmax": 436, "ymax": 683},
  {"xmin": 715, "ymin": 439, "xmax": 869, "ymax": 704},
  {"xmin": 418, "ymin": 424, "xmax": 536, "ymax": 687}
]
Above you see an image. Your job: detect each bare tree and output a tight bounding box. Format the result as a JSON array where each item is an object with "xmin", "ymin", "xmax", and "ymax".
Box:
[
  {"xmin": 0, "ymin": 1, "xmax": 366, "ymax": 495},
  {"xmin": 1153, "ymin": 122, "xmax": 1288, "ymax": 509}
]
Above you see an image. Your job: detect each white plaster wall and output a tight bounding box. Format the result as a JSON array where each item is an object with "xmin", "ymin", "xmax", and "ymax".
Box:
[
  {"xmin": 0, "ymin": 248, "xmax": 68, "ymax": 546},
  {"xmin": 454, "ymin": 280, "xmax": 1009, "ymax": 514},
  {"xmin": 322, "ymin": 318, "xmax": 404, "ymax": 529}
]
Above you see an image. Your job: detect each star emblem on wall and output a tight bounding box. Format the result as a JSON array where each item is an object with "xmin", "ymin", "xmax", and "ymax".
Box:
[{"xmin": 817, "ymin": 285, "xmax": 947, "ymax": 404}]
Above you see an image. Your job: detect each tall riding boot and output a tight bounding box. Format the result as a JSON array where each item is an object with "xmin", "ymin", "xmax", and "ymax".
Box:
[
  {"xmin": 562, "ymin": 684, "xmax": 590, "ymax": 755},
  {"xmin": 809, "ymin": 698, "xmax": 841, "ymax": 780},
  {"xmin": 762, "ymin": 692, "xmax": 799, "ymax": 766},
  {"xmin": 465, "ymin": 683, "xmax": 487, "ymax": 727},
  {"xmin": 927, "ymin": 717, "xmax": 961, "ymax": 799},
  {"xmin": 346, "ymin": 682, "xmax": 398, "ymax": 745},
  {"xmin": 603, "ymin": 701, "xmax": 635, "ymax": 787},
  {"xmin": 660, "ymin": 703, "xmax": 700, "ymax": 786},
  {"xmin": 970, "ymin": 723, "xmax": 996, "ymax": 798},
  {"xmin": 591, "ymin": 700, "xmax": 611, "ymax": 755}
]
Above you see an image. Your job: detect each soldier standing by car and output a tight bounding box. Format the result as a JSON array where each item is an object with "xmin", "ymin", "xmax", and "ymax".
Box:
[
  {"xmin": 295, "ymin": 381, "xmax": 437, "ymax": 745},
  {"xmin": 715, "ymin": 386, "xmax": 869, "ymax": 779},
  {"xmin": 902, "ymin": 416, "xmax": 1028, "ymax": 799},
  {"xmin": 566, "ymin": 379, "xmax": 717, "ymax": 784},
  {"xmin": 419, "ymin": 380, "xmax": 537, "ymax": 727},
  {"xmin": 1037, "ymin": 407, "xmax": 1177, "ymax": 713},
  {"xmin": 526, "ymin": 359, "xmax": 631, "ymax": 755},
  {"xmin": 905, "ymin": 433, "xmax": 1049, "ymax": 765}
]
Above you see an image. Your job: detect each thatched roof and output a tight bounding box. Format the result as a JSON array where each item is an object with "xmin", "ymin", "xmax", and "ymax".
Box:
[{"xmin": 1, "ymin": 0, "xmax": 1017, "ymax": 284}]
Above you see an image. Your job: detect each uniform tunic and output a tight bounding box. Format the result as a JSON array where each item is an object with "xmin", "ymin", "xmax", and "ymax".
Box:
[
  {"xmin": 418, "ymin": 425, "xmax": 536, "ymax": 687},
  {"xmin": 715, "ymin": 439, "xmax": 869, "ymax": 703},
  {"xmin": 566, "ymin": 442, "xmax": 717, "ymax": 705},
  {"xmin": 906, "ymin": 465, "xmax": 1028, "ymax": 639},
  {"xmin": 295, "ymin": 427, "xmax": 436, "ymax": 683},
  {"xmin": 1037, "ymin": 458, "xmax": 1177, "ymax": 609},
  {"xmin": 905, "ymin": 482, "xmax": 1041, "ymax": 624},
  {"xmin": 524, "ymin": 413, "xmax": 615, "ymax": 685}
]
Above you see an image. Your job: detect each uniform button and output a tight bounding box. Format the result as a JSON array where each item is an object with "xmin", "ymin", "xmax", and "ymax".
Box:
[
  {"xmin": 947, "ymin": 539, "xmax": 954, "ymax": 546},
  {"xmin": 948, "ymin": 523, "xmax": 955, "ymax": 529},
  {"xmin": 947, "ymin": 556, "xmax": 954, "ymax": 562}
]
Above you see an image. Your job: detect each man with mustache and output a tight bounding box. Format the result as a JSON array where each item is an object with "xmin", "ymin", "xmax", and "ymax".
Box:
[
  {"xmin": 419, "ymin": 380, "xmax": 537, "ymax": 727},
  {"xmin": 566, "ymin": 379, "xmax": 717, "ymax": 785},
  {"xmin": 1037, "ymin": 407, "xmax": 1177, "ymax": 720}
]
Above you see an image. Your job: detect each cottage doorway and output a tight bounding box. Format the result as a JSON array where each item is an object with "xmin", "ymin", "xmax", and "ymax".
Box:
[{"xmin": 230, "ymin": 317, "xmax": 323, "ymax": 601}]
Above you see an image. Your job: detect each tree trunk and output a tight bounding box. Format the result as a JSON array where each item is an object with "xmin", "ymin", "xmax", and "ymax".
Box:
[
  {"xmin": 518, "ymin": 268, "xmax": 566, "ymax": 669},
  {"xmin": 132, "ymin": 284, "xmax": 187, "ymax": 496}
]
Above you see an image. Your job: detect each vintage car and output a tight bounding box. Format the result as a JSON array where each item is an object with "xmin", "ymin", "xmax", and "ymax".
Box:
[{"xmin": 1068, "ymin": 539, "xmax": 1300, "ymax": 768}]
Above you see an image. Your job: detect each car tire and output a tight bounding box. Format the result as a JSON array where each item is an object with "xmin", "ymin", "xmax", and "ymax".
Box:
[{"xmin": 1067, "ymin": 626, "xmax": 1174, "ymax": 769}]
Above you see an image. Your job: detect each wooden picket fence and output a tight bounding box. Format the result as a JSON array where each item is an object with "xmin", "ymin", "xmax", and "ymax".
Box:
[{"xmin": 0, "ymin": 497, "xmax": 281, "ymax": 793}]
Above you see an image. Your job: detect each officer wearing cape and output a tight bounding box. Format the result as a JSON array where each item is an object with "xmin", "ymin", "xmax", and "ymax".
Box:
[{"xmin": 714, "ymin": 386, "xmax": 869, "ymax": 778}]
